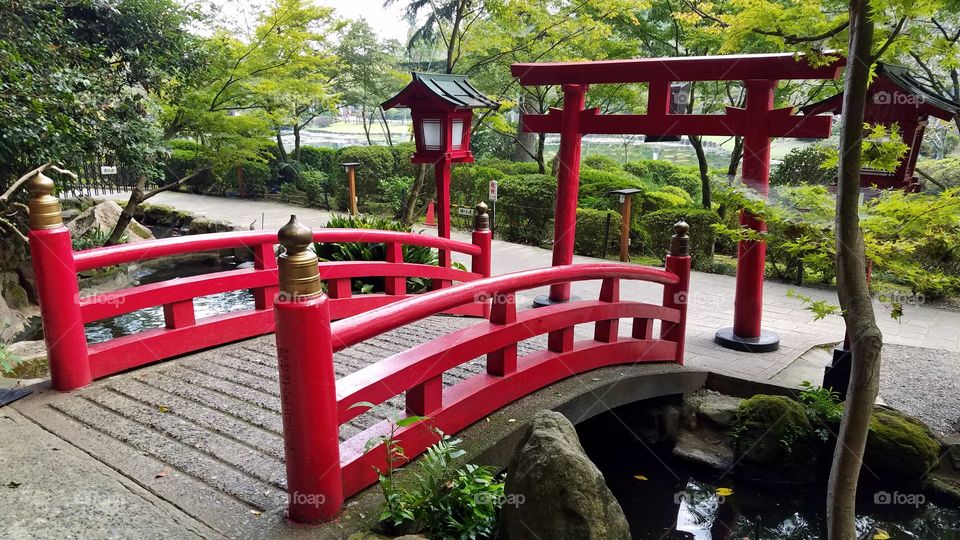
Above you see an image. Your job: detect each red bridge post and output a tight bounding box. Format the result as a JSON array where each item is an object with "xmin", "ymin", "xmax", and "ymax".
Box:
[
  {"xmin": 273, "ymin": 215, "xmax": 343, "ymax": 523},
  {"xmin": 27, "ymin": 173, "xmax": 91, "ymax": 391},
  {"xmin": 472, "ymin": 202, "xmax": 492, "ymax": 317},
  {"xmin": 661, "ymin": 221, "xmax": 691, "ymax": 364}
]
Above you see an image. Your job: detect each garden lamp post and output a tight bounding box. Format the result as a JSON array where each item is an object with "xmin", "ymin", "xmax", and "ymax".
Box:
[
  {"xmin": 607, "ymin": 188, "xmax": 642, "ymax": 262},
  {"xmin": 382, "ymin": 73, "xmax": 498, "ymax": 269},
  {"xmin": 339, "ymin": 162, "xmax": 361, "ymax": 215}
]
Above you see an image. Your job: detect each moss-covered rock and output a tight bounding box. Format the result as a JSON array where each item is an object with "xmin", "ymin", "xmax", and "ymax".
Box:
[
  {"xmin": 732, "ymin": 395, "xmax": 825, "ymax": 484},
  {"xmin": 864, "ymin": 407, "xmax": 941, "ymax": 484}
]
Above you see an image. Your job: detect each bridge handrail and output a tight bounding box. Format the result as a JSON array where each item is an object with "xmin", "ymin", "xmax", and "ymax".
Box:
[
  {"xmin": 331, "ymin": 263, "xmax": 678, "ymax": 351},
  {"xmin": 73, "ymin": 228, "xmax": 481, "ymax": 272}
]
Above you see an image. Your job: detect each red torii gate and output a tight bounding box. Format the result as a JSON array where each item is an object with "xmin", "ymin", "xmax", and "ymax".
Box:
[{"xmin": 511, "ymin": 52, "xmax": 845, "ymax": 352}]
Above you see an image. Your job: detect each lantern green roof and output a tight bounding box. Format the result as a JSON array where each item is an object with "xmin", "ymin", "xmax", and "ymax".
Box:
[{"xmin": 382, "ymin": 72, "xmax": 500, "ymax": 111}]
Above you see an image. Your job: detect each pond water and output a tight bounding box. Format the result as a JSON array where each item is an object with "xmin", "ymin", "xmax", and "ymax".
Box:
[
  {"xmin": 84, "ymin": 259, "xmax": 255, "ymax": 344},
  {"xmin": 577, "ymin": 402, "xmax": 960, "ymax": 540}
]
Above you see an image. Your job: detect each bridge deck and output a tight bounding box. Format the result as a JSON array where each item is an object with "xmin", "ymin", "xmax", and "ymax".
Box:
[{"xmin": 13, "ymin": 315, "xmax": 549, "ymax": 538}]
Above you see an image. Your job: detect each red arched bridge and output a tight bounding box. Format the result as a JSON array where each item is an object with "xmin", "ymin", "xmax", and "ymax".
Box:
[{"xmin": 24, "ymin": 173, "xmax": 691, "ymax": 524}]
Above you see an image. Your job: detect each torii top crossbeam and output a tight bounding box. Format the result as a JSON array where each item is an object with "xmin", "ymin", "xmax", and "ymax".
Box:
[{"xmin": 510, "ymin": 52, "xmax": 845, "ymax": 353}]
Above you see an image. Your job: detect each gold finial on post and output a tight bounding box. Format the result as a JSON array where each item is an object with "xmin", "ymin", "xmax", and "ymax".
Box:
[
  {"xmin": 278, "ymin": 215, "xmax": 322, "ymax": 299},
  {"xmin": 670, "ymin": 220, "xmax": 690, "ymax": 257},
  {"xmin": 474, "ymin": 202, "xmax": 489, "ymax": 231},
  {"xmin": 27, "ymin": 172, "xmax": 63, "ymax": 230}
]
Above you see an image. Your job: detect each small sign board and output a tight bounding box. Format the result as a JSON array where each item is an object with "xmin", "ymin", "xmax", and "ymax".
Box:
[
  {"xmin": 457, "ymin": 206, "xmax": 475, "ymax": 216},
  {"xmin": 489, "ymin": 180, "xmax": 498, "ymax": 201},
  {"xmin": 100, "ymin": 165, "xmax": 118, "ymax": 175}
]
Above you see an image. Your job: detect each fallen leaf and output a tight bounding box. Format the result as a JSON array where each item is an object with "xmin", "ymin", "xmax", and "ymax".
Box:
[
  {"xmin": 250, "ymin": 510, "xmax": 261, "ymax": 516},
  {"xmin": 507, "ymin": 418, "xmax": 516, "ymax": 423},
  {"xmin": 633, "ymin": 475, "xmax": 648, "ymax": 481},
  {"xmin": 590, "ymin": 378, "xmax": 601, "ymax": 382},
  {"xmin": 158, "ymin": 405, "xmax": 170, "ymax": 413},
  {"xmin": 6, "ymin": 482, "xmax": 21, "ymax": 489},
  {"xmin": 873, "ymin": 530, "xmax": 890, "ymax": 540},
  {"xmin": 715, "ymin": 487, "xmax": 734, "ymax": 497},
  {"xmin": 155, "ymin": 469, "xmax": 168, "ymax": 479}
]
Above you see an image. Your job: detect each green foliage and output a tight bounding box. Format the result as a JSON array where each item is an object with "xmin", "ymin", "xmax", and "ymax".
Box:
[
  {"xmin": 484, "ymin": 159, "xmax": 542, "ymax": 176},
  {"xmin": 771, "ymin": 146, "xmax": 836, "ymax": 186},
  {"xmin": 637, "ymin": 189, "xmax": 693, "ymax": 214},
  {"xmin": 451, "ymin": 165, "xmax": 505, "ymax": 206},
  {"xmin": 577, "ymin": 168, "xmax": 650, "ymax": 204},
  {"xmin": 821, "ymin": 124, "xmax": 911, "ymax": 174},
  {"xmin": 0, "ymin": 342, "xmax": 18, "ymax": 375},
  {"xmin": 72, "ymin": 228, "xmax": 125, "ymax": 250},
  {"xmin": 298, "ymin": 146, "xmax": 338, "ymax": 172},
  {"xmin": 575, "ymin": 208, "xmax": 621, "ymax": 258},
  {"xmin": 278, "ymin": 182, "xmax": 306, "ymax": 203},
  {"xmin": 380, "ymin": 176, "xmax": 414, "ymax": 218},
  {"xmin": 390, "ymin": 142, "xmax": 419, "ymax": 179},
  {"xmin": 582, "ymin": 154, "xmax": 623, "ymax": 172},
  {"xmin": 313, "ymin": 215, "xmax": 438, "ymax": 293},
  {"xmin": 334, "ymin": 145, "xmax": 396, "ymax": 206},
  {"xmin": 661, "ymin": 171, "xmax": 703, "ymax": 202},
  {"xmin": 798, "ymin": 381, "xmax": 843, "ymax": 428},
  {"xmin": 498, "ymin": 174, "xmax": 557, "ymax": 246},
  {"xmin": 223, "ymin": 161, "xmax": 272, "ymax": 197},
  {"xmin": 917, "ymin": 157, "xmax": 960, "ymax": 191},
  {"xmin": 786, "ymin": 289, "xmax": 841, "ymax": 321},
  {"xmin": 640, "ymin": 208, "xmax": 720, "ymax": 268},
  {"xmin": 298, "ymin": 170, "xmax": 329, "ymax": 207},
  {"xmin": 373, "ymin": 429, "xmax": 504, "ymax": 539}
]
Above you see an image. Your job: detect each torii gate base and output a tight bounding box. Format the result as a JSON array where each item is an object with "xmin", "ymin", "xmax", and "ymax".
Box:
[{"xmin": 511, "ymin": 53, "xmax": 844, "ymax": 353}]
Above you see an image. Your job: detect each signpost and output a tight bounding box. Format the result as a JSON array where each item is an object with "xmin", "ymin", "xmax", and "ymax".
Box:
[{"xmin": 100, "ymin": 165, "xmax": 117, "ymax": 175}]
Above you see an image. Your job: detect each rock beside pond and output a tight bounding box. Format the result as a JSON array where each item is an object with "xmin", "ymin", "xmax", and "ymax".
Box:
[
  {"xmin": 672, "ymin": 428, "xmax": 734, "ymax": 472},
  {"xmin": 498, "ymin": 410, "xmax": 629, "ymax": 540},
  {"xmin": 731, "ymin": 395, "xmax": 825, "ymax": 484},
  {"xmin": 187, "ymin": 217, "xmax": 239, "ymax": 234},
  {"xmin": 67, "ymin": 200, "xmax": 154, "ymax": 243},
  {"xmin": 865, "ymin": 406, "xmax": 941, "ymax": 483},
  {"xmin": 3, "ymin": 340, "xmax": 48, "ymax": 378}
]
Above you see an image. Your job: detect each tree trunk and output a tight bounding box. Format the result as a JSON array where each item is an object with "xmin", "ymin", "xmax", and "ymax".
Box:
[
  {"xmin": 536, "ymin": 133, "xmax": 546, "ymax": 174},
  {"xmin": 826, "ymin": 1, "xmax": 882, "ymax": 538},
  {"xmin": 401, "ymin": 164, "xmax": 430, "ymax": 226},
  {"xmin": 275, "ymin": 131, "xmax": 288, "ymax": 163},
  {"xmin": 293, "ymin": 123, "xmax": 302, "ymax": 161},
  {"xmin": 727, "ymin": 136, "xmax": 744, "ymax": 180},
  {"xmin": 379, "ymin": 107, "xmax": 394, "ymax": 147},
  {"xmin": 361, "ymin": 104, "xmax": 373, "ymax": 145},
  {"xmin": 106, "ymin": 177, "xmax": 146, "ymax": 246},
  {"xmin": 512, "ymin": 94, "xmax": 538, "ymax": 163},
  {"xmin": 688, "ymin": 135, "xmax": 712, "ymax": 208}
]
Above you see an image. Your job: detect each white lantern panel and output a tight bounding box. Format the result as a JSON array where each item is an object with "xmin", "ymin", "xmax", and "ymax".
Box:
[
  {"xmin": 421, "ymin": 119, "xmax": 443, "ymax": 150},
  {"xmin": 451, "ymin": 119, "xmax": 465, "ymax": 150}
]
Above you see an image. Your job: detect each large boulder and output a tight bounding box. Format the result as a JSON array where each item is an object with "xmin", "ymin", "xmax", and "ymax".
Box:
[
  {"xmin": 498, "ymin": 411, "xmax": 629, "ymax": 540},
  {"xmin": 732, "ymin": 395, "xmax": 825, "ymax": 484},
  {"xmin": 864, "ymin": 406, "xmax": 941, "ymax": 484},
  {"xmin": 66, "ymin": 200, "xmax": 154, "ymax": 244}
]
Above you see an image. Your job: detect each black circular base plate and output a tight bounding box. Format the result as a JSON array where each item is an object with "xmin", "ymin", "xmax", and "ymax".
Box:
[
  {"xmin": 714, "ymin": 327, "xmax": 781, "ymax": 353},
  {"xmin": 532, "ymin": 294, "xmax": 581, "ymax": 308}
]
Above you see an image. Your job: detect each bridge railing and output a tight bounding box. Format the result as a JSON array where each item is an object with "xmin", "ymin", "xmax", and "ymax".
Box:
[
  {"xmin": 25, "ymin": 173, "xmax": 492, "ymax": 391},
  {"xmin": 271, "ymin": 216, "xmax": 691, "ymax": 523}
]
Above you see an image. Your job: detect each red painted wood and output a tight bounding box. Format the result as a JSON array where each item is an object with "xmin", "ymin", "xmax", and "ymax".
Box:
[
  {"xmin": 274, "ymin": 294, "xmax": 343, "ymax": 522},
  {"xmin": 632, "ymin": 318, "xmax": 654, "ymax": 339},
  {"xmin": 30, "ymin": 227, "xmax": 91, "ymax": 391},
  {"xmin": 384, "ymin": 242, "xmax": 405, "ymax": 296},
  {"xmin": 87, "ymin": 310, "xmax": 275, "ymax": 378},
  {"xmin": 163, "ymin": 300, "xmax": 196, "ymax": 329},
  {"xmin": 510, "ymin": 52, "xmax": 844, "ymax": 85},
  {"xmin": 594, "ymin": 278, "xmax": 620, "ymax": 342},
  {"xmin": 79, "ymin": 268, "xmax": 275, "ymax": 322},
  {"xmin": 253, "ymin": 242, "xmax": 278, "ymax": 311},
  {"xmin": 326, "ymin": 278, "xmax": 352, "ymax": 299},
  {"xmin": 338, "ymin": 338, "xmax": 677, "ymax": 498},
  {"xmin": 486, "ymin": 292, "xmax": 517, "ymax": 376},
  {"xmin": 335, "ymin": 300, "xmax": 679, "ymax": 423},
  {"xmin": 331, "ymin": 263, "xmax": 679, "ymax": 351},
  {"xmin": 435, "ymin": 159, "xmax": 452, "ymax": 267},
  {"xmin": 406, "ymin": 375, "xmax": 442, "ymax": 416},
  {"xmin": 661, "ymin": 255, "xmax": 692, "ymax": 364},
  {"xmin": 74, "ymin": 229, "xmax": 480, "ymax": 272}
]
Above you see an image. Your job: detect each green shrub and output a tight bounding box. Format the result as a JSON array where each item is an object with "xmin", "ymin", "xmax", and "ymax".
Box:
[
  {"xmin": 484, "ymin": 158, "xmax": 542, "ymax": 176},
  {"xmin": 498, "ymin": 174, "xmax": 557, "ymax": 246},
  {"xmin": 640, "ymin": 207, "xmax": 720, "ymax": 268},
  {"xmin": 638, "ymin": 189, "xmax": 692, "ymax": 214},
  {"xmin": 661, "ymin": 171, "xmax": 703, "ymax": 202},
  {"xmin": 771, "ymin": 145, "xmax": 836, "ymax": 186},
  {"xmin": 297, "ymin": 146, "xmax": 337, "ymax": 172},
  {"xmin": 582, "ymin": 154, "xmax": 622, "ymax": 171},
  {"xmin": 628, "ymin": 159, "xmax": 681, "ymax": 183},
  {"xmin": 917, "ymin": 157, "xmax": 960, "ymax": 191},
  {"xmin": 390, "ymin": 142, "xmax": 418, "ymax": 179},
  {"xmin": 575, "ymin": 208, "xmax": 621, "ymax": 258},
  {"xmin": 167, "ymin": 139, "xmax": 215, "ymax": 194},
  {"xmin": 380, "ymin": 176, "xmax": 413, "ymax": 218},
  {"xmin": 278, "ymin": 182, "xmax": 306, "ymax": 203},
  {"xmin": 298, "ymin": 170, "xmax": 329, "ymax": 207},
  {"xmin": 223, "ymin": 161, "xmax": 271, "ymax": 198},
  {"xmin": 334, "ymin": 145, "xmax": 397, "ymax": 207},
  {"xmin": 451, "ymin": 165, "xmax": 504, "ymax": 206},
  {"xmin": 577, "ymin": 168, "xmax": 650, "ymax": 203},
  {"xmin": 313, "ymin": 214, "xmax": 438, "ymax": 293},
  {"xmin": 623, "ymin": 160, "xmax": 649, "ymax": 178}
]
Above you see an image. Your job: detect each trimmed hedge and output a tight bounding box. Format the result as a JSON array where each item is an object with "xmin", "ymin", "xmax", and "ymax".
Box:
[
  {"xmin": 223, "ymin": 161, "xmax": 272, "ymax": 198},
  {"xmin": 578, "ymin": 168, "xmax": 650, "ymax": 202},
  {"xmin": 498, "ymin": 174, "xmax": 557, "ymax": 246},
  {"xmin": 332, "ymin": 145, "xmax": 395, "ymax": 208},
  {"xmin": 575, "ymin": 208, "xmax": 621, "ymax": 258},
  {"xmin": 485, "ymin": 158, "xmax": 542, "ymax": 176},
  {"xmin": 298, "ymin": 146, "xmax": 338, "ymax": 172},
  {"xmin": 582, "ymin": 154, "xmax": 622, "ymax": 172},
  {"xmin": 451, "ymin": 164, "xmax": 505, "ymax": 206},
  {"xmin": 661, "ymin": 171, "xmax": 703, "ymax": 202},
  {"xmin": 640, "ymin": 207, "xmax": 721, "ymax": 268}
]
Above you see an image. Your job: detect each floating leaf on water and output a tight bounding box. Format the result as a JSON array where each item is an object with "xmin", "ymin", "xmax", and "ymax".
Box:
[
  {"xmin": 873, "ymin": 530, "xmax": 890, "ymax": 540},
  {"xmin": 715, "ymin": 487, "xmax": 734, "ymax": 496},
  {"xmin": 158, "ymin": 405, "xmax": 170, "ymax": 413},
  {"xmin": 633, "ymin": 475, "xmax": 648, "ymax": 481}
]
